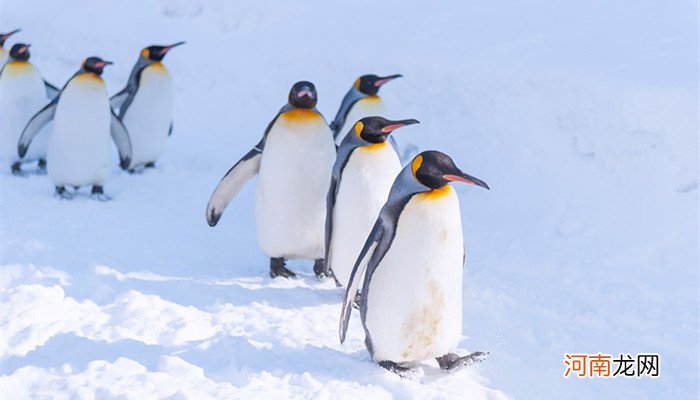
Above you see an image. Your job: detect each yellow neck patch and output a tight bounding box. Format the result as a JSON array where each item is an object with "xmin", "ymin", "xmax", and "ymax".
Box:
[
  {"xmin": 359, "ymin": 141, "xmax": 388, "ymax": 151},
  {"xmin": 74, "ymin": 72, "xmax": 103, "ymax": 84},
  {"xmin": 417, "ymin": 185, "xmax": 453, "ymax": 200},
  {"xmin": 281, "ymin": 108, "xmax": 320, "ymax": 122},
  {"xmin": 363, "ymin": 95, "xmax": 381, "ymax": 102}
]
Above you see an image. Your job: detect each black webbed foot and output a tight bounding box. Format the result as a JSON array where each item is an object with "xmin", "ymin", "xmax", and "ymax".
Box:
[
  {"xmin": 90, "ymin": 185, "xmax": 111, "ymax": 202},
  {"xmin": 313, "ymin": 258, "xmax": 327, "ymax": 278},
  {"xmin": 269, "ymin": 257, "xmax": 296, "ymax": 279},
  {"xmin": 11, "ymin": 162, "xmax": 27, "ymax": 177},
  {"xmin": 55, "ymin": 186, "xmax": 73, "ymax": 200},
  {"xmin": 144, "ymin": 162, "xmax": 156, "ymax": 169},
  {"xmin": 36, "ymin": 159, "xmax": 47, "ymax": 174},
  {"xmin": 436, "ymin": 351, "xmax": 489, "ymax": 372},
  {"xmin": 379, "ymin": 360, "xmax": 413, "ymax": 376}
]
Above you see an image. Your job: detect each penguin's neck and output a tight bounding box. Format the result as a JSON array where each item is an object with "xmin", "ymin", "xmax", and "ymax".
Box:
[{"xmin": 416, "ymin": 185, "xmax": 453, "ymax": 200}]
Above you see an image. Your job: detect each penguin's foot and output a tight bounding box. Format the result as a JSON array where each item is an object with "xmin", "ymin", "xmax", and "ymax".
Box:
[
  {"xmin": 269, "ymin": 258, "xmax": 296, "ymax": 279},
  {"xmin": 144, "ymin": 162, "xmax": 156, "ymax": 169},
  {"xmin": 55, "ymin": 186, "xmax": 74, "ymax": 200},
  {"xmin": 11, "ymin": 162, "xmax": 27, "ymax": 177},
  {"xmin": 436, "ymin": 351, "xmax": 489, "ymax": 372},
  {"xmin": 378, "ymin": 360, "xmax": 414, "ymax": 376},
  {"xmin": 313, "ymin": 258, "xmax": 327, "ymax": 278},
  {"xmin": 352, "ymin": 292, "xmax": 361, "ymax": 310},
  {"xmin": 90, "ymin": 185, "xmax": 111, "ymax": 202},
  {"xmin": 36, "ymin": 159, "xmax": 47, "ymax": 175}
]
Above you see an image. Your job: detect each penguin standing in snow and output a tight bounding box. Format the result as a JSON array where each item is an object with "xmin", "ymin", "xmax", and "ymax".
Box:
[
  {"xmin": 18, "ymin": 57, "xmax": 132, "ymax": 200},
  {"xmin": 330, "ymin": 74, "xmax": 402, "ymax": 145},
  {"xmin": 206, "ymin": 81, "xmax": 336, "ymax": 278},
  {"xmin": 0, "ymin": 43, "xmax": 59, "ymax": 174},
  {"xmin": 324, "ymin": 116, "xmax": 419, "ymax": 287},
  {"xmin": 339, "ymin": 151, "xmax": 490, "ymax": 374},
  {"xmin": 0, "ymin": 29, "xmax": 21, "ymax": 66},
  {"xmin": 110, "ymin": 42, "xmax": 184, "ymax": 171}
]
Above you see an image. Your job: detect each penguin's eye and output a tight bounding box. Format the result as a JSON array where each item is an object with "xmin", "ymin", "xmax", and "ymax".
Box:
[{"xmin": 354, "ymin": 121, "xmax": 364, "ymax": 137}]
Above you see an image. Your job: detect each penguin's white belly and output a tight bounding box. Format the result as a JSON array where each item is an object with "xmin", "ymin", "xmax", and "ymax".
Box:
[
  {"xmin": 48, "ymin": 74, "xmax": 112, "ymax": 187},
  {"xmin": 365, "ymin": 187, "xmax": 464, "ymax": 363},
  {"xmin": 122, "ymin": 64, "xmax": 173, "ymax": 168},
  {"xmin": 0, "ymin": 62, "xmax": 50, "ymax": 162},
  {"xmin": 255, "ymin": 109, "xmax": 335, "ymax": 259},
  {"xmin": 329, "ymin": 144, "xmax": 401, "ymax": 286},
  {"xmin": 0, "ymin": 49, "xmax": 8, "ymax": 67},
  {"xmin": 336, "ymin": 97, "xmax": 384, "ymax": 145}
]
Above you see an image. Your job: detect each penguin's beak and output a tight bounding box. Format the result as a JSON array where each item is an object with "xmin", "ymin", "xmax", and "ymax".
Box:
[
  {"xmin": 443, "ymin": 170, "xmax": 490, "ymax": 190},
  {"xmin": 297, "ymin": 87, "xmax": 315, "ymax": 99},
  {"xmin": 1, "ymin": 29, "xmax": 21, "ymax": 42},
  {"xmin": 374, "ymin": 74, "xmax": 402, "ymax": 87},
  {"xmin": 95, "ymin": 60, "xmax": 113, "ymax": 68},
  {"xmin": 160, "ymin": 41, "xmax": 185, "ymax": 55},
  {"xmin": 18, "ymin": 44, "xmax": 30, "ymax": 54},
  {"xmin": 380, "ymin": 118, "xmax": 420, "ymax": 133}
]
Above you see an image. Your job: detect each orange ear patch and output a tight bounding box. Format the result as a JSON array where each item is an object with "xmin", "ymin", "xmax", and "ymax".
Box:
[
  {"xmin": 354, "ymin": 78, "xmax": 360, "ymax": 89},
  {"xmin": 141, "ymin": 48, "xmax": 150, "ymax": 58},
  {"xmin": 354, "ymin": 121, "xmax": 364, "ymax": 137},
  {"xmin": 411, "ymin": 155, "xmax": 423, "ymax": 177}
]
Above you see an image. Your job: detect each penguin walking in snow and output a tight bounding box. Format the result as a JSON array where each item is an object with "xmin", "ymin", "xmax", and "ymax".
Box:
[
  {"xmin": 0, "ymin": 43, "xmax": 60, "ymax": 175},
  {"xmin": 110, "ymin": 42, "xmax": 184, "ymax": 171},
  {"xmin": 339, "ymin": 150, "xmax": 490, "ymax": 374},
  {"xmin": 0, "ymin": 29, "xmax": 21, "ymax": 66},
  {"xmin": 18, "ymin": 57, "xmax": 132, "ymax": 200},
  {"xmin": 324, "ymin": 116, "xmax": 419, "ymax": 287},
  {"xmin": 330, "ymin": 74, "xmax": 402, "ymax": 145},
  {"xmin": 206, "ymin": 81, "xmax": 336, "ymax": 278}
]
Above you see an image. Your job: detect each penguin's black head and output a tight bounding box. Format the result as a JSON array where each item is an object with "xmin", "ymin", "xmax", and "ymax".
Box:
[
  {"xmin": 9, "ymin": 43, "xmax": 30, "ymax": 62},
  {"xmin": 288, "ymin": 81, "xmax": 318, "ymax": 109},
  {"xmin": 141, "ymin": 41, "xmax": 185, "ymax": 62},
  {"xmin": 82, "ymin": 57, "xmax": 113, "ymax": 75},
  {"xmin": 411, "ymin": 150, "xmax": 490, "ymax": 190},
  {"xmin": 353, "ymin": 116, "xmax": 419, "ymax": 144},
  {"xmin": 355, "ymin": 74, "xmax": 402, "ymax": 96},
  {"xmin": 0, "ymin": 29, "xmax": 20, "ymax": 47}
]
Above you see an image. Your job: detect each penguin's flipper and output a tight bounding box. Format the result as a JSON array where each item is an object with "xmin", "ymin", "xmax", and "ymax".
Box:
[
  {"xmin": 330, "ymin": 89, "xmax": 364, "ymax": 139},
  {"xmin": 18, "ymin": 100, "xmax": 57, "ymax": 158},
  {"xmin": 110, "ymin": 110, "xmax": 133, "ymax": 169},
  {"xmin": 324, "ymin": 144, "xmax": 357, "ymax": 276},
  {"xmin": 206, "ymin": 146, "xmax": 262, "ymax": 227},
  {"xmin": 339, "ymin": 220, "xmax": 383, "ymax": 343},
  {"xmin": 109, "ymin": 87, "xmax": 131, "ymax": 111},
  {"xmin": 44, "ymin": 80, "xmax": 60, "ymax": 99},
  {"xmin": 168, "ymin": 121, "xmax": 173, "ymax": 137}
]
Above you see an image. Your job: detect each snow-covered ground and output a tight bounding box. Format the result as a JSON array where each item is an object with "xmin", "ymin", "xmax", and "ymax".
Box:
[{"xmin": 1, "ymin": 0, "xmax": 697, "ymax": 398}]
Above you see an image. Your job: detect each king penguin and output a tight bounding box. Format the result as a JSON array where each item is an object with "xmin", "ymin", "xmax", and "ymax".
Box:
[
  {"xmin": 110, "ymin": 42, "xmax": 184, "ymax": 171},
  {"xmin": 330, "ymin": 74, "xmax": 402, "ymax": 145},
  {"xmin": 18, "ymin": 57, "xmax": 132, "ymax": 200},
  {"xmin": 0, "ymin": 29, "xmax": 21, "ymax": 66},
  {"xmin": 0, "ymin": 43, "xmax": 60, "ymax": 175},
  {"xmin": 324, "ymin": 116, "xmax": 419, "ymax": 287},
  {"xmin": 339, "ymin": 150, "xmax": 490, "ymax": 374},
  {"xmin": 206, "ymin": 81, "xmax": 336, "ymax": 278}
]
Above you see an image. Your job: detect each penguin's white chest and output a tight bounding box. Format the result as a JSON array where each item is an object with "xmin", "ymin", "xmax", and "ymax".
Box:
[
  {"xmin": 122, "ymin": 63, "xmax": 174, "ymax": 168},
  {"xmin": 329, "ymin": 144, "xmax": 401, "ymax": 286},
  {"xmin": 336, "ymin": 97, "xmax": 384, "ymax": 144},
  {"xmin": 365, "ymin": 186, "xmax": 465, "ymax": 363},
  {"xmin": 48, "ymin": 74, "xmax": 112, "ymax": 187},
  {"xmin": 0, "ymin": 62, "xmax": 50, "ymax": 162},
  {"xmin": 255, "ymin": 109, "xmax": 336, "ymax": 259},
  {"xmin": 0, "ymin": 48, "xmax": 8, "ymax": 67}
]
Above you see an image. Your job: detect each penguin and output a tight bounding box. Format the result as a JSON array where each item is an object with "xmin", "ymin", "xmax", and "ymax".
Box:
[
  {"xmin": 110, "ymin": 42, "xmax": 184, "ymax": 171},
  {"xmin": 324, "ymin": 116, "xmax": 419, "ymax": 288},
  {"xmin": 0, "ymin": 29, "xmax": 21, "ymax": 66},
  {"xmin": 339, "ymin": 150, "xmax": 490, "ymax": 374},
  {"xmin": 18, "ymin": 57, "xmax": 132, "ymax": 200},
  {"xmin": 329, "ymin": 74, "xmax": 402, "ymax": 145},
  {"xmin": 206, "ymin": 81, "xmax": 336, "ymax": 278},
  {"xmin": 0, "ymin": 43, "xmax": 60, "ymax": 175}
]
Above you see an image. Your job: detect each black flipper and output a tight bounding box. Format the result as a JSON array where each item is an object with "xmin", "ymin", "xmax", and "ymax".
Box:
[
  {"xmin": 110, "ymin": 110, "xmax": 132, "ymax": 170},
  {"xmin": 44, "ymin": 80, "xmax": 60, "ymax": 99},
  {"xmin": 168, "ymin": 121, "xmax": 173, "ymax": 136},
  {"xmin": 109, "ymin": 87, "xmax": 131, "ymax": 110},
  {"xmin": 18, "ymin": 100, "xmax": 57, "ymax": 158}
]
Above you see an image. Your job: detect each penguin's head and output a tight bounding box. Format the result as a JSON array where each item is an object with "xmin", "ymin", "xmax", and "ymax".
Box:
[
  {"xmin": 411, "ymin": 151, "xmax": 490, "ymax": 190},
  {"xmin": 0, "ymin": 29, "xmax": 20, "ymax": 47},
  {"xmin": 288, "ymin": 81, "xmax": 318, "ymax": 109},
  {"xmin": 141, "ymin": 42, "xmax": 185, "ymax": 62},
  {"xmin": 353, "ymin": 116, "xmax": 419, "ymax": 144},
  {"xmin": 9, "ymin": 43, "xmax": 30, "ymax": 62},
  {"xmin": 354, "ymin": 74, "xmax": 402, "ymax": 96},
  {"xmin": 82, "ymin": 57, "xmax": 113, "ymax": 75}
]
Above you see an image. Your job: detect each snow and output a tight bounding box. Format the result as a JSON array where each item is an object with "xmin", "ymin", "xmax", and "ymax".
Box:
[{"xmin": 1, "ymin": 0, "xmax": 697, "ymax": 399}]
